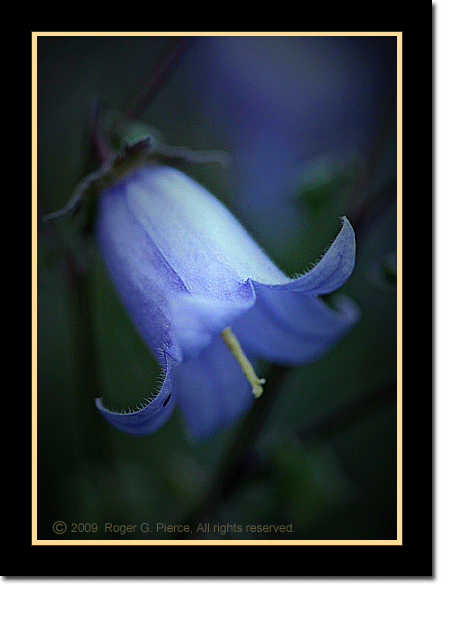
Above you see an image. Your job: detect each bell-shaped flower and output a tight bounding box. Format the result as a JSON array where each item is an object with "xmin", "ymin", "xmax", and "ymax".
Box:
[{"xmin": 95, "ymin": 164, "xmax": 359, "ymax": 440}]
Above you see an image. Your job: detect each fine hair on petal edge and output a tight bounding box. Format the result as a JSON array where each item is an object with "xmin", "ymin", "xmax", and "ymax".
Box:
[
  {"xmin": 292, "ymin": 215, "xmax": 349, "ymax": 280},
  {"xmin": 95, "ymin": 367, "xmax": 166, "ymax": 416}
]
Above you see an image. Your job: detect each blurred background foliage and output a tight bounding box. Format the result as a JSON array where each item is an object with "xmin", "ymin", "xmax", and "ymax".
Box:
[{"xmin": 36, "ymin": 34, "xmax": 398, "ymax": 541}]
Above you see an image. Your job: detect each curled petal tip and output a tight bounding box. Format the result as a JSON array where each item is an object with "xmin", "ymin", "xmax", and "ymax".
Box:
[
  {"xmin": 267, "ymin": 215, "xmax": 356, "ymax": 296},
  {"xmin": 95, "ymin": 354, "xmax": 176, "ymax": 436}
]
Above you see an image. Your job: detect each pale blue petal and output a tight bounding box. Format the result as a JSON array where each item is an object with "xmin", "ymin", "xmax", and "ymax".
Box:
[
  {"xmin": 95, "ymin": 353, "xmax": 177, "ymax": 436},
  {"xmin": 97, "ymin": 175, "xmax": 186, "ymax": 359},
  {"xmin": 121, "ymin": 165, "xmax": 289, "ymax": 288},
  {"xmin": 235, "ymin": 288, "xmax": 360, "ymax": 365},
  {"xmin": 168, "ymin": 281, "xmax": 256, "ymax": 361},
  {"xmin": 231, "ymin": 216, "xmax": 359, "ymax": 365},
  {"xmin": 175, "ymin": 335, "xmax": 254, "ymax": 440}
]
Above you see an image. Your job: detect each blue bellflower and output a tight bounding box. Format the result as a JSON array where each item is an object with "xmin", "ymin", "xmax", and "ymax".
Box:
[{"xmin": 95, "ymin": 165, "xmax": 359, "ymax": 440}]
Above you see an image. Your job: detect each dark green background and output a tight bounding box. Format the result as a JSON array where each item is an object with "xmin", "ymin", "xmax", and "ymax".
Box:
[{"xmin": 37, "ymin": 35, "xmax": 397, "ymax": 542}]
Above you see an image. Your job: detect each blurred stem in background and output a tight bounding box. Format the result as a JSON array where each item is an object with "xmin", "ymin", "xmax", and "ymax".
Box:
[
  {"xmin": 176, "ymin": 364, "xmax": 291, "ymax": 538},
  {"xmin": 122, "ymin": 36, "xmax": 193, "ymax": 121},
  {"xmin": 65, "ymin": 243, "xmax": 113, "ymax": 466},
  {"xmin": 176, "ymin": 375, "xmax": 397, "ymax": 538},
  {"xmin": 346, "ymin": 101, "xmax": 397, "ymax": 240}
]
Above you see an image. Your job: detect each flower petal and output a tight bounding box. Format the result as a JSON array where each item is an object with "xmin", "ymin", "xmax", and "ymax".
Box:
[
  {"xmin": 175, "ymin": 335, "xmax": 255, "ymax": 440},
  {"xmin": 96, "ymin": 175, "xmax": 186, "ymax": 358},
  {"xmin": 167, "ymin": 280, "xmax": 256, "ymax": 361},
  {"xmin": 235, "ymin": 287, "xmax": 360, "ymax": 365},
  {"xmin": 96, "ymin": 164, "xmax": 288, "ymax": 360},
  {"xmin": 272, "ymin": 216, "xmax": 356, "ymax": 295},
  {"xmin": 95, "ymin": 353, "xmax": 177, "ymax": 436},
  {"xmin": 118, "ymin": 165, "xmax": 290, "ymax": 288}
]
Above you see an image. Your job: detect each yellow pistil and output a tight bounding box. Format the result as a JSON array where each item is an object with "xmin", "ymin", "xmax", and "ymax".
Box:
[{"xmin": 221, "ymin": 326, "xmax": 266, "ymax": 398}]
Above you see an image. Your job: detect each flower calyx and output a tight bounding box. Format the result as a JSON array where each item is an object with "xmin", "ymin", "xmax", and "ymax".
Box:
[{"xmin": 42, "ymin": 135, "xmax": 231, "ymax": 225}]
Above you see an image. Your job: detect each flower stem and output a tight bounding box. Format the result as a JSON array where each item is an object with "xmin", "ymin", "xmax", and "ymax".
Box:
[
  {"xmin": 66, "ymin": 246, "xmax": 114, "ymax": 465},
  {"xmin": 173, "ymin": 364, "xmax": 290, "ymax": 539},
  {"xmin": 123, "ymin": 36, "xmax": 193, "ymax": 121}
]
